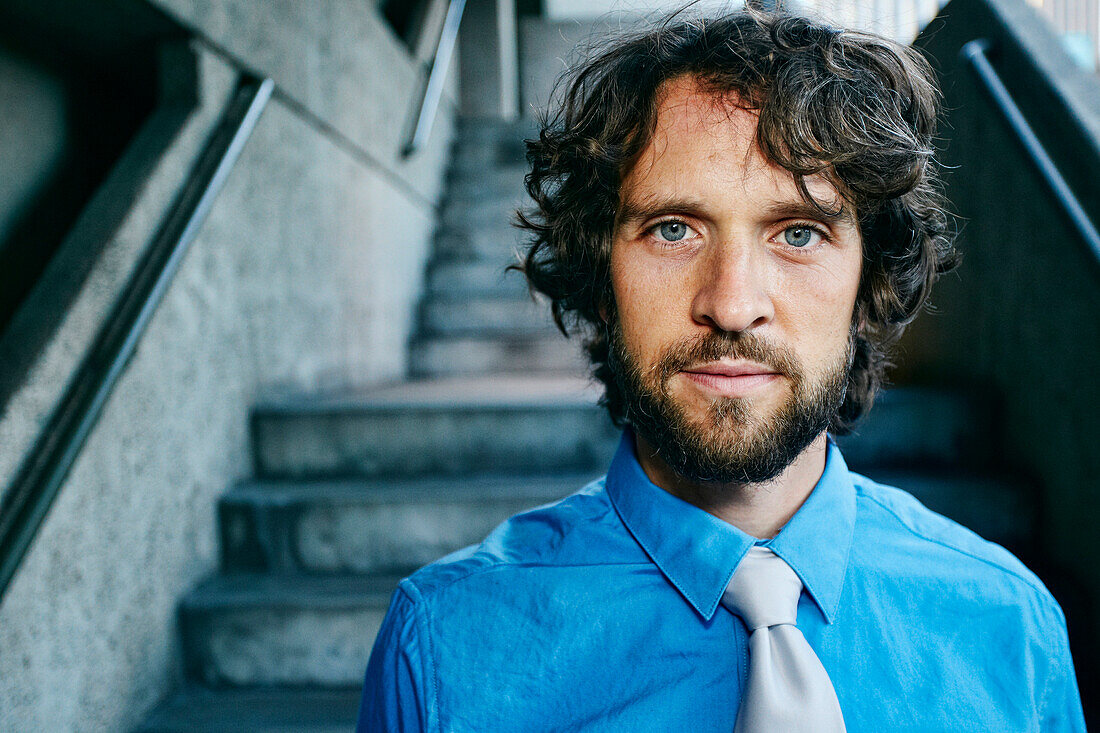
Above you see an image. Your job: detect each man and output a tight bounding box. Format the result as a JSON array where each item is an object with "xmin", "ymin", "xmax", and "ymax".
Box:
[{"xmin": 359, "ymin": 10, "xmax": 1085, "ymax": 731}]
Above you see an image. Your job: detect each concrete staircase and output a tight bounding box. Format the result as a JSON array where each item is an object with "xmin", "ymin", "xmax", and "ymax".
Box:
[
  {"xmin": 137, "ymin": 119, "xmax": 1032, "ymax": 731},
  {"xmin": 409, "ymin": 118, "xmax": 585, "ymax": 379}
]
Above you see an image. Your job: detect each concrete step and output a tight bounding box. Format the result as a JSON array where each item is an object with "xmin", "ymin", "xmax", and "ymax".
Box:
[
  {"xmin": 434, "ymin": 222, "xmax": 528, "ymax": 259},
  {"xmin": 220, "ymin": 473, "xmax": 597, "ymax": 574},
  {"xmin": 450, "ymin": 118, "xmax": 537, "ymax": 171},
  {"xmin": 860, "ymin": 469, "xmax": 1033, "ymax": 548},
  {"xmin": 135, "ymin": 687, "xmax": 360, "ymax": 733},
  {"xmin": 252, "ymin": 375, "xmax": 615, "ymax": 480},
  {"xmin": 180, "ymin": 573, "xmax": 398, "ymax": 688},
  {"xmin": 456, "ymin": 116, "xmax": 539, "ymax": 142},
  {"xmin": 408, "ymin": 332, "xmax": 586, "ymax": 377},
  {"xmin": 835, "ymin": 388, "xmax": 996, "ymax": 471},
  {"xmin": 425, "ymin": 258, "xmax": 531, "ymax": 297},
  {"xmin": 419, "ymin": 293, "xmax": 556, "ymax": 337},
  {"xmin": 451, "ymin": 139, "xmax": 528, "ymax": 173},
  {"xmin": 181, "ymin": 470, "xmax": 1024, "ymax": 693},
  {"xmin": 446, "ymin": 164, "xmax": 527, "ymax": 202},
  {"xmin": 440, "ymin": 193, "xmax": 526, "ymax": 230},
  {"xmin": 220, "ymin": 466, "xmax": 1025, "ymax": 577},
  {"xmin": 254, "ymin": 381, "xmax": 989, "ymax": 481}
]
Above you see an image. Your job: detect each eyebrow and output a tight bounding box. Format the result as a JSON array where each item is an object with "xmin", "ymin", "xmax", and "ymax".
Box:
[
  {"xmin": 615, "ymin": 196, "xmax": 857, "ymax": 229},
  {"xmin": 615, "ymin": 196, "xmax": 710, "ymax": 228},
  {"xmin": 760, "ymin": 201, "xmax": 857, "ymax": 227}
]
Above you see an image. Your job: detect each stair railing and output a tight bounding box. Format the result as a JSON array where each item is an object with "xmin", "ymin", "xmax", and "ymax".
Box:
[
  {"xmin": 0, "ymin": 75, "xmax": 274, "ymax": 604},
  {"xmin": 402, "ymin": 0, "xmax": 467, "ymax": 158},
  {"xmin": 961, "ymin": 38, "xmax": 1100, "ymax": 266}
]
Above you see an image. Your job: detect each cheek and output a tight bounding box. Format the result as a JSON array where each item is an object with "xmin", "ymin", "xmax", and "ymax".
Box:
[
  {"xmin": 611, "ymin": 250, "xmax": 692, "ymax": 348},
  {"xmin": 611, "ymin": 270, "xmax": 657, "ymax": 356},
  {"xmin": 776, "ymin": 255, "xmax": 862, "ymax": 347}
]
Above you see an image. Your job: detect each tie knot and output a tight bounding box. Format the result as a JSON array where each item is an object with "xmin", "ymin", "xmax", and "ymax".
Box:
[{"xmin": 721, "ymin": 547, "xmax": 803, "ymax": 630}]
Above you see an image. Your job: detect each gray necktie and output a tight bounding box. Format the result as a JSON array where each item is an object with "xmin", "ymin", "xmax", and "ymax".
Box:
[{"xmin": 721, "ymin": 546, "xmax": 846, "ymax": 733}]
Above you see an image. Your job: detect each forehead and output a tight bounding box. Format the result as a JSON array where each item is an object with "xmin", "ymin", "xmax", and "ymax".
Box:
[
  {"xmin": 649, "ymin": 75, "xmax": 755, "ymax": 148},
  {"xmin": 620, "ymin": 75, "xmax": 844, "ymax": 212}
]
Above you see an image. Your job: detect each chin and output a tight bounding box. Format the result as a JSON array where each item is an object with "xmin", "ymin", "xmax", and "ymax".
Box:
[
  {"xmin": 638, "ymin": 384, "xmax": 832, "ymax": 485},
  {"xmin": 680, "ymin": 386, "xmax": 790, "ymax": 428}
]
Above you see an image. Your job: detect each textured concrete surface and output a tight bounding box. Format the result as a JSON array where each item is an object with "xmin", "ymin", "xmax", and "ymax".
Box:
[
  {"xmin": 136, "ymin": 687, "xmax": 361, "ymax": 733},
  {"xmin": 187, "ymin": 606, "xmax": 387, "ymax": 687},
  {"xmin": 254, "ymin": 378, "xmax": 993, "ymax": 481},
  {"xmin": 448, "ymin": 162, "xmax": 527, "ymax": 198},
  {"xmin": 543, "ymin": 0, "xmax": 732, "ymax": 19},
  {"xmin": 265, "ymin": 373, "xmax": 601, "ymax": 407},
  {"xmin": 448, "ymin": 121, "xmax": 533, "ymax": 172},
  {"xmin": 233, "ymin": 469, "xmax": 1025, "ymax": 583},
  {"xmin": 411, "ymin": 115, "xmax": 594, "ymax": 375},
  {"xmin": 420, "ymin": 293, "xmax": 557, "ymax": 336},
  {"xmin": 459, "ymin": 0, "xmax": 507, "ymax": 119},
  {"xmin": 181, "ymin": 574, "xmax": 398, "ymax": 687},
  {"xmin": 425, "ymin": 258, "xmax": 531, "ymax": 297},
  {"xmin": 441, "ymin": 193, "xmax": 527, "ymax": 228},
  {"xmin": 434, "ymin": 220, "xmax": 529, "ymax": 259},
  {"xmin": 0, "ymin": 1, "xmax": 453, "ymax": 723},
  {"xmin": 252, "ymin": 375, "xmax": 618, "ymax": 479},
  {"xmin": 220, "ymin": 473, "xmax": 596, "ymax": 573},
  {"xmin": 518, "ymin": 15, "xmax": 648, "ymax": 117},
  {"xmin": 0, "ymin": 55, "xmax": 238, "ymax": 733},
  {"xmin": 0, "ymin": 54, "xmax": 232, "ymax": 501},
  {"xmin": 410, "ymin": 331, "xmax": 587, "ymax": 376},
  {"xmin": 149, "ymin": 0, "xmax": 458, "ymax": 204}
]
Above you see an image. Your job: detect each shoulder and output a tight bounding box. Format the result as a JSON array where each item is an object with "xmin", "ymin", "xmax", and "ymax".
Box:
[
  {"xmin": 399, "ymin": 476, "xmax": 646, "ymax": 601},
  {"xmin": 848, "ymin": 471, "xmax": 1065, "ymax": 624},
  {"xmin": 847, "ymin": 471, "xmax": 1085, "ymax": 724}
]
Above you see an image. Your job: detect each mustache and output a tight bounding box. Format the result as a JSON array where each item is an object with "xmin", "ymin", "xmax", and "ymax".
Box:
[{"xmin": 654, "ymin": 331, "xmax": 803, "ymax": 383}]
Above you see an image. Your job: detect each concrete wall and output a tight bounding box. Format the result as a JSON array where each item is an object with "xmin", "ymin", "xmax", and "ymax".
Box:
[
  {"xmin": 0, "ymin": 1, "xmax": 455, "ymax": 728},
  {"xmin": 544, "ymin": 0, "xmax": 739, "ymax": 19},
  {"xmin": 907, "ymin": 0, "xmax": 1100, "ymax": 708},
  {"xmin": 461, "ymin": 0, "xmax": 520, "ymax": 118},
  {"xmin": 519, "ymin": 14, "xmax": 656, "ymax": 116},
  {"xmin": 518, "ymin": 2, "xmax": 942, "ymax": 118}
]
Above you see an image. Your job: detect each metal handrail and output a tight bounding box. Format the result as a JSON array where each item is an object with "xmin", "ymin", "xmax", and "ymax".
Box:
[
  {"xmin": 960, "ymin": 39, "xmax": 1100, "ymax": 265},
  {"xmin": 403, "ymin": 0, "xmax": 467, "ymax": 158},
  {"xmin": 0, "ymin": 76, "xmax": 274, "ymax": 604}
]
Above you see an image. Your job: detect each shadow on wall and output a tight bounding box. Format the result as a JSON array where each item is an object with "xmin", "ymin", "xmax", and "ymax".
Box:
[
  {"xmin": 903, "ymin": 0, "xmax": 1100, "ymax": 720},
  {"xmin": 0, "ymin": 0, "xmax": 191, "ymax": 411}
]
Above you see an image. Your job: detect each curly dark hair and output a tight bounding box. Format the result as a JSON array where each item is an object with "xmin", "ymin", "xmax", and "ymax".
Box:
[{"xmin": 516, "ymin": 8, "xmax": 958, "ymax": 435}]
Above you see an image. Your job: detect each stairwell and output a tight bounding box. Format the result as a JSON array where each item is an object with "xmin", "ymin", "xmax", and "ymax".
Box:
[{"xmin": 138, "ymin": 118, "xmax": 1031, "ymax": 731}]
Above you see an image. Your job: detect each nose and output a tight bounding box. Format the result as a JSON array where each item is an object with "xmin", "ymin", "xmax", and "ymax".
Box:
[{"xmin": 690, "ymin": 242, "xmax": 775, "ymax": 333}]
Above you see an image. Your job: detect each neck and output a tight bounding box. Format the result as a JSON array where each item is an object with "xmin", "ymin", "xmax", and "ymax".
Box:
[{"xmin": 633, "ymin": 431, "xmax": 829, "ymax": 539}]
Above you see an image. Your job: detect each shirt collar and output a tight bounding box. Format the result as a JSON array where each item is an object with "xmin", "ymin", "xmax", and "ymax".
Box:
[{"xmin": 605, "ymin": 431, "xmax": 856, "ymax": 623}]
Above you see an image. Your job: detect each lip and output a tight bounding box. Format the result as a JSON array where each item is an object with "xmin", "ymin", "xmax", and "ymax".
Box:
[{"xmin": 680, "ymin": 361, "xmax": 782, "ymax": 397}]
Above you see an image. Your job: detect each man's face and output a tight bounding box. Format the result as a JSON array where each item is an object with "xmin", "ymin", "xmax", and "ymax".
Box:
[{"xmin": 608, "ymin": 76, "xmax": 864, "ymax": 484}]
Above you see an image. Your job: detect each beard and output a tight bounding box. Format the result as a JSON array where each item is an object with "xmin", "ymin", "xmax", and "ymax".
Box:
[{"xmin": 607, "ymin": 318, "xmax": 854, "ymax": 485}]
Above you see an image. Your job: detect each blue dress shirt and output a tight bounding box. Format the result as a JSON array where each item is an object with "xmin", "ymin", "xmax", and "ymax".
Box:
[{"xmin": 358, "ymin": 433, "xmax": 1085, "ymax": 731}]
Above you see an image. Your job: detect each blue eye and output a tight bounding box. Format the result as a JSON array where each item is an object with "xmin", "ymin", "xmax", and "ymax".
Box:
[
  {"xmin": 783, "ymin": 226, "xmax": 819, "ymax": 247},
  {"xmin": 657, "ymin": 221, "xmax": 689, "ymax": 241}
]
